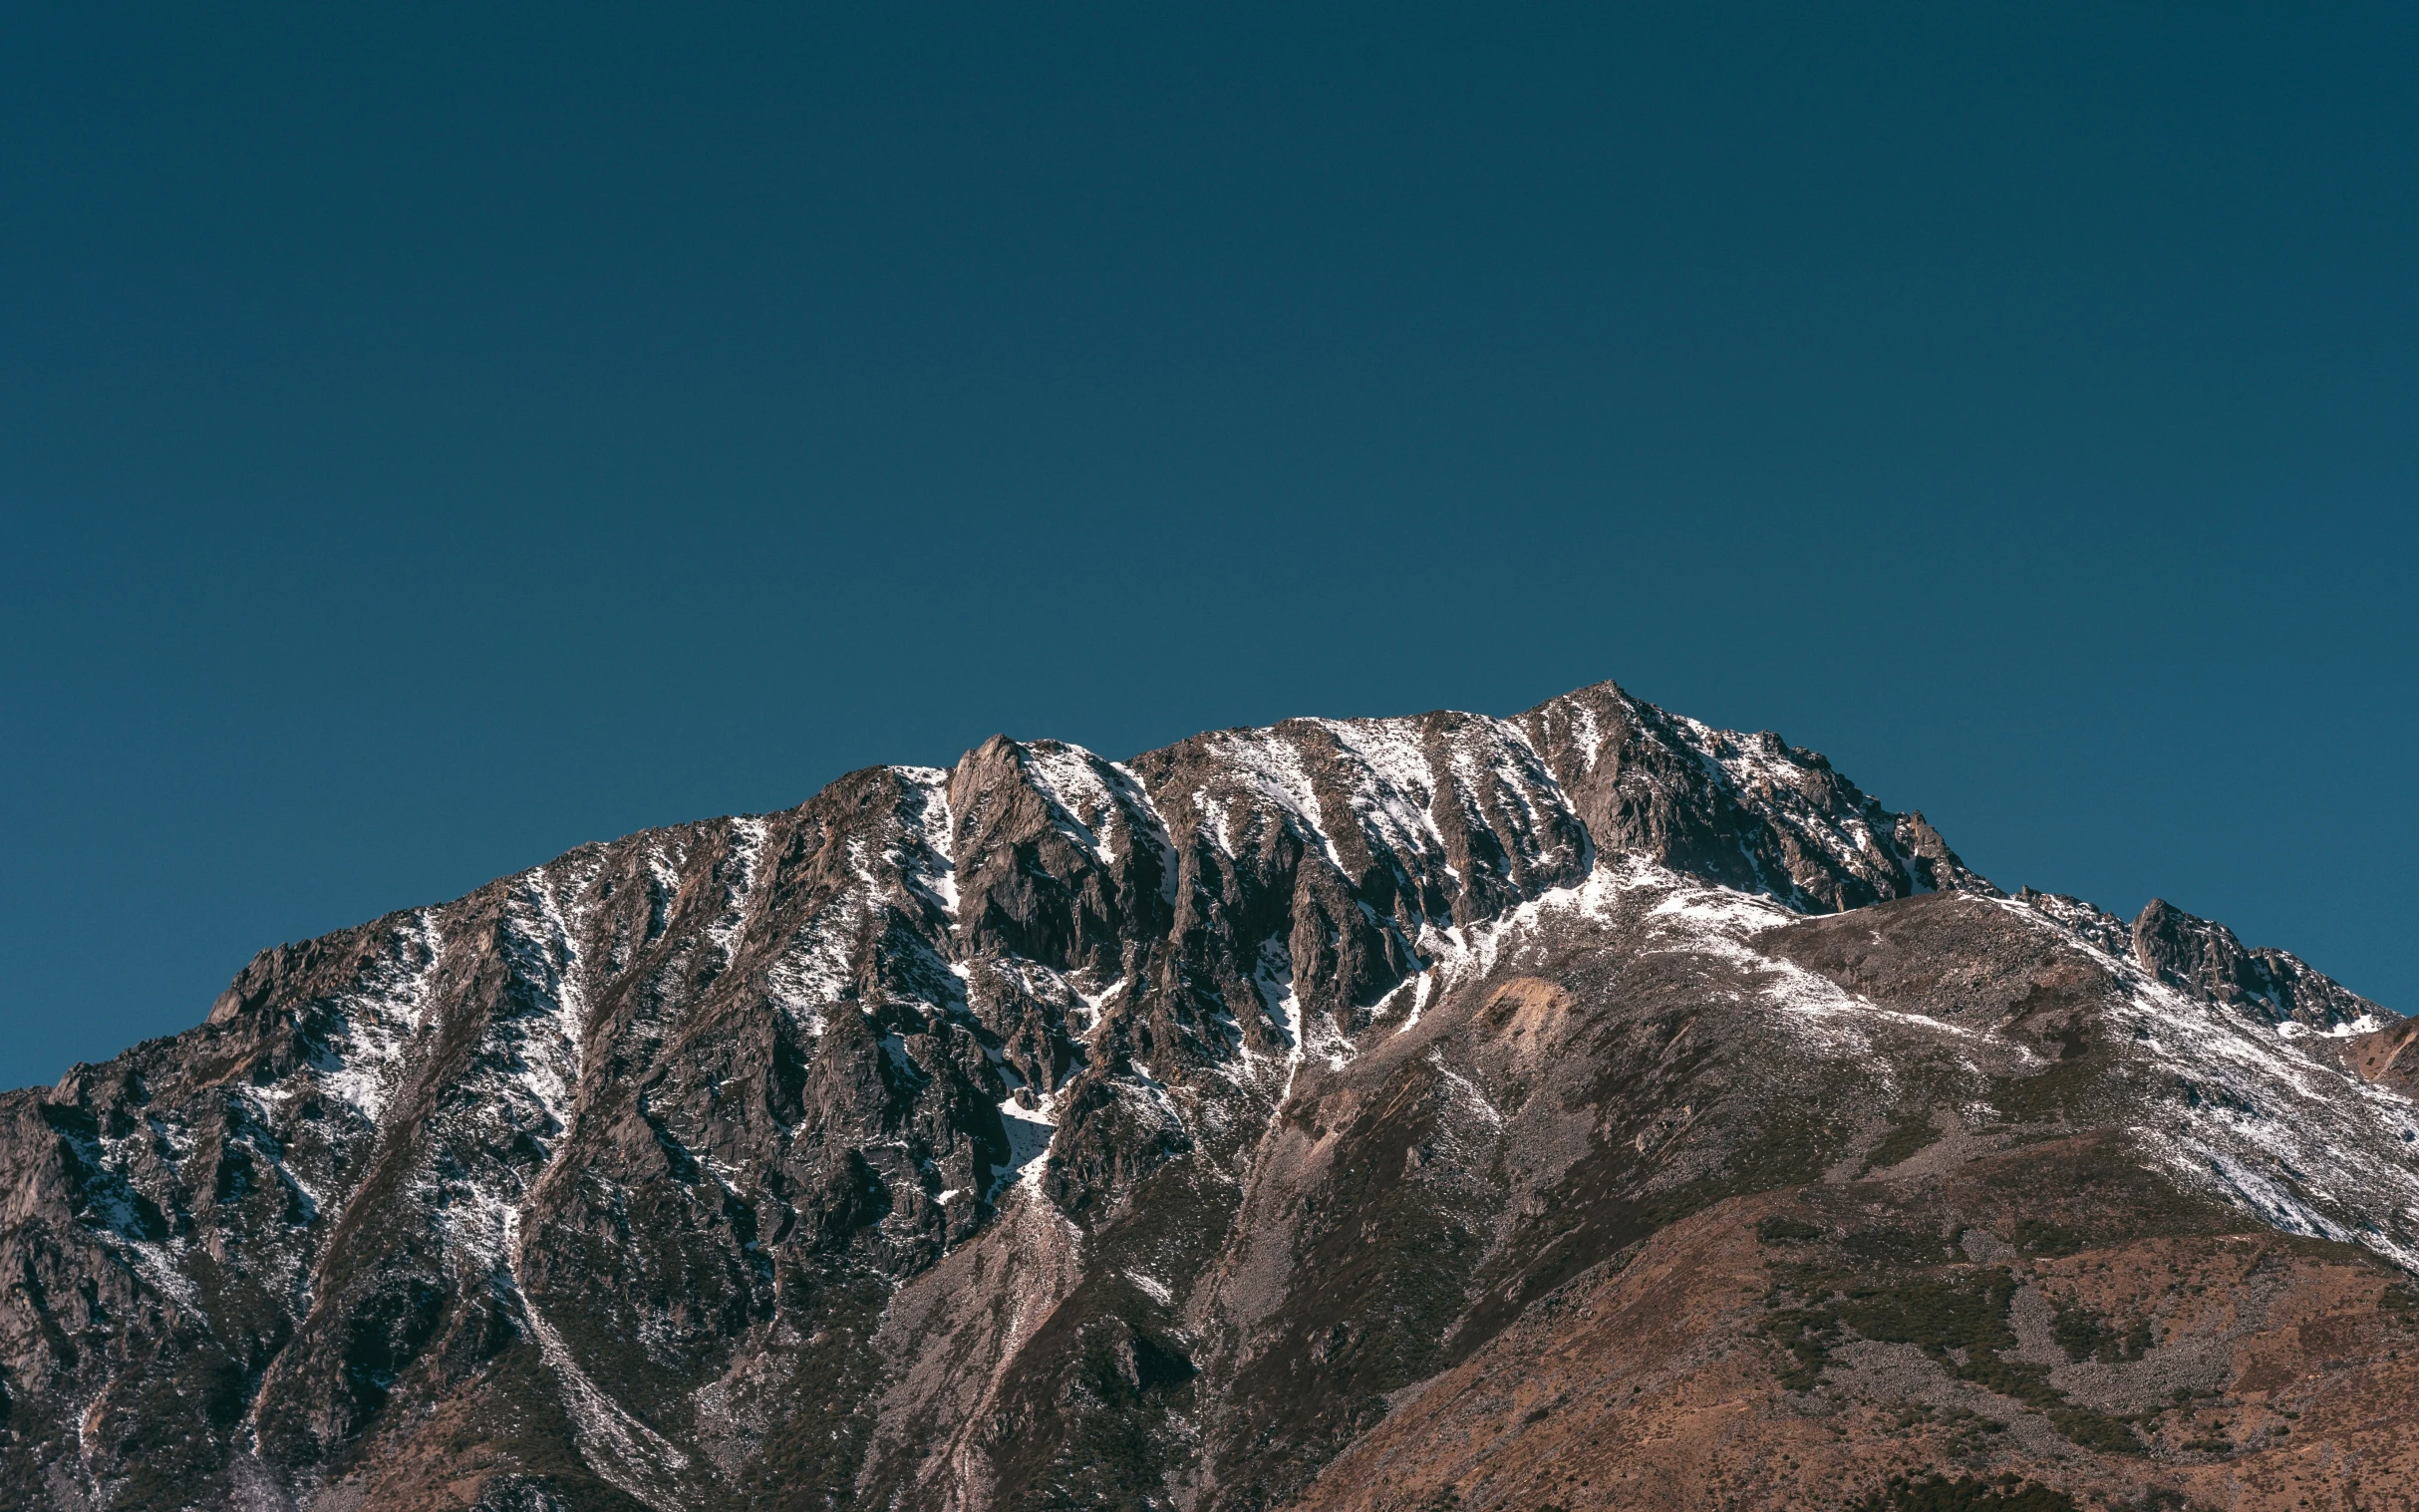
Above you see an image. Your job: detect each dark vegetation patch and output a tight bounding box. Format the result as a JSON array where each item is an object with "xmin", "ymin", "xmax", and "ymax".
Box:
[
  {"xmin": 1862, "ymin": 1112, "xmax": 1945, "ymax": 1174},
  {"xmin": 1948, "ymin": 1134, "xmax": 2249, "ymax": 1252},
  {"xmin": 532, "ymin": 1205, "xmax": 759, "ymax": 1425},
  {"xmin": 986, "ymin": 1148, "xmax": 1239, "ymax": 1510},
  {"xmin": 1759, "ymin": 1216, "xmax": 1826, "ymax": 1244},
  {"xmin": 1841, "ymin": 1226, "xmax": 1959, "ymax": 1268},
  {"xmin": 77, "ymin": 1352, "xmax": 250, "ymax": 1512},
  {"xmin": 1984, "ymin": 1023, "xmax": 2113, "ymax": 1125},
  {"xmin": 2010, "ymin": 1218, "xmax": 2087, "ymax": 1258},
  {"xmin": 2050, "ymin": 1297, "xmax": 2153, "ymax": 1363},
  {"xmin": 1845, "ymin": 1472, "xmax": 2079, "ymax": 1512},
  {"xmin": 725, "ymin": 1261, "xmax": 894, "ymax": 1508},
  {"xmin": 1885, "ymin": 1401, "xmax": 2009, "ymax": 1455},
  {"xmin": 1762, "ymin": 1260, "xmax": 2145, "ymax": 1453},
  {"xmin": 429, "ymin": 1348, "xmax": 658, "ymax": 1511}
]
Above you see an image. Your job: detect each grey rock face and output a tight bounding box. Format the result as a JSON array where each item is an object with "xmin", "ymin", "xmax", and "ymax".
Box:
[
  {"xmin": 2129, "ymin": 896, "xmax": 2378, "ymax": 1029},
  {"xmin": 0, "ymin": 680, "xmax": 2400, "ymax": 1512}
]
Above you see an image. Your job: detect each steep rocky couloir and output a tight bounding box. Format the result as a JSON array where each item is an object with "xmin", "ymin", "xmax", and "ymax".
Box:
[{"xmin": 1, "ymin": 681, "xmax": 2410, "ymax": 1512}]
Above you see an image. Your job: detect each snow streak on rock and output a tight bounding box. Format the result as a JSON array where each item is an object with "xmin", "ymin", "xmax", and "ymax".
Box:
[
  {"xmin": 707, "ymin": 817, "xmax": 768, "ymax": 966},
  {"xmin": 1310, "ymin": 718, "xmax": 1451, "ymax": 870},
  {"xmin": 895, "ymin": 765, "xmax": 960, "ymax": 920},
  {"xmin": 441, "ymin": 860, "xmax": 596, "ymax": 1269},
  {"xmin": 316, "ymin": 909, "xmax": 444, "ymax": 1127},
  {"xmin": 1201, "ymin": 729, "xmax": 1339, "ymax": 865}
]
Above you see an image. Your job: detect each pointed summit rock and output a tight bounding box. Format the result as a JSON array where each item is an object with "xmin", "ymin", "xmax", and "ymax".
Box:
[{"xmin": 2133, "ymin": 895, "xmax": 2380, "ymax": 1029}]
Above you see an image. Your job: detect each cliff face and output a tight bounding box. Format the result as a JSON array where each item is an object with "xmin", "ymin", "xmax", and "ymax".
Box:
[{"xmin": 3, "ymin": 682, "xmax": 2410, "ymax": 1512}]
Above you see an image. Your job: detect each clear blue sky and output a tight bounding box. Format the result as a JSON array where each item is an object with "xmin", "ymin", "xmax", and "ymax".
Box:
[{"xmin": 4, "ymin": 6, "xmax": 2413, "ymax": 1090}]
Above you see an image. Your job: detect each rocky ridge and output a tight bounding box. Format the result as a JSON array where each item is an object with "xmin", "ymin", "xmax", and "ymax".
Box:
[{"xmin": 2, "ymin": 681, "xmax": 2412, "ymax": 1512}]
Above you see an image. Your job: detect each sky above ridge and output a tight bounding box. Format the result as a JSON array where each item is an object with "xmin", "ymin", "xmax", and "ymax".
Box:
[{"xmin": 3, "ymin": 5, "xmax": 2414, "ymax": 1089}]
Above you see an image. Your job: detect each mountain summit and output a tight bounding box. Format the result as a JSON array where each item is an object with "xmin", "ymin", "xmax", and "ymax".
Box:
[{"xmin": 5, "ymin": 682, "xmax": 2413, "ymax": 1512}]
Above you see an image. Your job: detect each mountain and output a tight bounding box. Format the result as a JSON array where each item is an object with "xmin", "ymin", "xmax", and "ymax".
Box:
[{"xmin": 5, "ymin": 681, "xmax": 2414, "ymax": 1512}]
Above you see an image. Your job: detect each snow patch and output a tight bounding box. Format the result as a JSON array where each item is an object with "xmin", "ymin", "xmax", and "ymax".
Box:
[
  {"xmin": 1020, "ymin": 742, "xmax": 1125, "ymax": 864},
  {"xmin": 317, "ymin": 910, "xmax": 445, "ymax": 1126},
  {"xmin": 1125, "ymin": 1270, "xmax": 1173, "ymax": 1306},
  {"xmin": 705, "ymin": 817, "xmax": 768, "ymax": 965},
  {"xmin": 1312, "ymin": 717, "xmax": 1449, "ymax": 866},
  {"xmin": 1208, "ymin": 731, "xmax": 1339, "ymax": 865},
  {"xmin": 1254, "ymin": 938, "xmax": 1307, "ymax": 1101},
  {"xmin": 764, "ymin": 908, "xmax": 855, "ymax": 1039},
  {"xmin": 991, "ymin": 1088, "xmax": 1060, "ymax": 1200},
  {"xmin": 894, "ymin": 765, "xmax": 961, "ymax": 919}
]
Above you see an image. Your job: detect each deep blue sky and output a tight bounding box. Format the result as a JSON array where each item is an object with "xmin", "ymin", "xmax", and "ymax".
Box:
[{"xmin": 4, "ymin": 6, "xmax": 2413, "ymax": 1090}]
